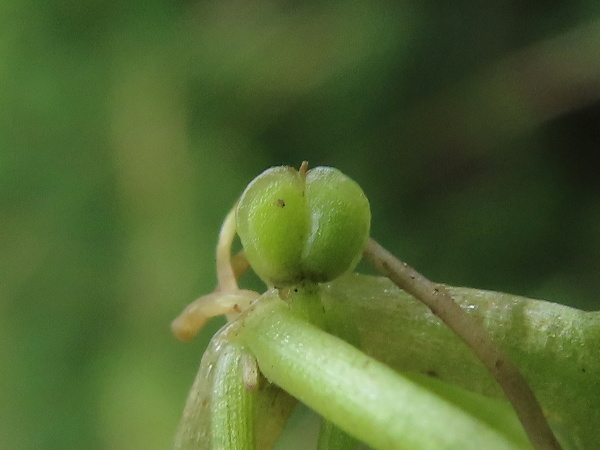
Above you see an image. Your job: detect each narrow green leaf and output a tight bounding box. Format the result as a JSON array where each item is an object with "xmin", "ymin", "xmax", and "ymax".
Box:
[
  {"xmin": 211, "ymin": 342, "xmax": 256, "ymax": 449},
  {"xmin": 323, "ymin": 274, "xmax": 600, "ymax": 449},
  {"xmin": 173, "ymin": 326, "xmax": 228, "ymax": 450}
]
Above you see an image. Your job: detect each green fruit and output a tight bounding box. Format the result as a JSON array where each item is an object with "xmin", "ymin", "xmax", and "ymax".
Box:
[{"xmin": 236, "ymin": 165, "xmax": 371, "ymax": 286}]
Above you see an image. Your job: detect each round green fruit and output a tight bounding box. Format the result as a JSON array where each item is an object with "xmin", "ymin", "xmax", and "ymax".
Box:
[{"xmin": 236, "ymin": 165, "xmax": 371, "ymax": 287}]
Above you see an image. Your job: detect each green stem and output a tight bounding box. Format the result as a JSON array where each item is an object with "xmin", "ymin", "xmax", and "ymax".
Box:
[{"xmin": 236, "ymin": 292, "xmax": 524, "ymax": 450}]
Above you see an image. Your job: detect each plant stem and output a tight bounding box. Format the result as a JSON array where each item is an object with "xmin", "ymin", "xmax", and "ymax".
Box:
[{"xmin": 363, "ymin": 238, "xmax": 561, "ymax": 450}]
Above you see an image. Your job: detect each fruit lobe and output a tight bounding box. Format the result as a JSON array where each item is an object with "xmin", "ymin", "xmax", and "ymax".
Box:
[{"xmin": 236, "ymin": 165, "xmax": 370, "ymax": 287}]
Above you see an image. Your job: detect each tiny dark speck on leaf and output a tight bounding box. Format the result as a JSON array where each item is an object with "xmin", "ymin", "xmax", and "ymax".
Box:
[{"xmin": 276, "ymin": 199, "xmax": 286, "ymax": 208}]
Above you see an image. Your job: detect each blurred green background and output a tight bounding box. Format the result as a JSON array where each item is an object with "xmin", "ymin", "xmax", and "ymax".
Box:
[{"xmin": 2, "ymin": 1, "xmax": 599, "ymax": 448}]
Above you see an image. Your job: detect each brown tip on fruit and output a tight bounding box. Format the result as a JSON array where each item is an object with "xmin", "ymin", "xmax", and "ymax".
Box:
[{"xmin": 299, "ymin": 161, "xmax": 309, "ymax": 176}]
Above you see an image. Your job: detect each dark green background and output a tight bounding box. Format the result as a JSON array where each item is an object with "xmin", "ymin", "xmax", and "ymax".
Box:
[{"xmin": 2, "ymin": 1, "xmax": 599, "ymax": 448}]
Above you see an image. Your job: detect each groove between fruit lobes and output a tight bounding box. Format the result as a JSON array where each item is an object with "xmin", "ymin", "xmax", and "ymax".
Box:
[{"xmin": 236, "ymin": 166, "xmax": 371, "ymax": 287}]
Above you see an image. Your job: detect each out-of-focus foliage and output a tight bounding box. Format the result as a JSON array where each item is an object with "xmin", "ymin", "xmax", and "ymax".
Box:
[{"xmin": 0, "ymin": 1, "xmax": 599, "ymax": 449}]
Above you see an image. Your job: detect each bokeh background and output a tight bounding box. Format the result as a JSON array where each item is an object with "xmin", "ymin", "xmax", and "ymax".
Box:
[{"xmin": 2, "ymin": 1, "xmax": 599, "ymax": 448}]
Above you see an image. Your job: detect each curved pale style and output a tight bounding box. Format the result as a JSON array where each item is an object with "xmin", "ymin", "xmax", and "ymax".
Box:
[{"xmin": 171, "ymin": 208, "xmax": 260, "ymax": 342}]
